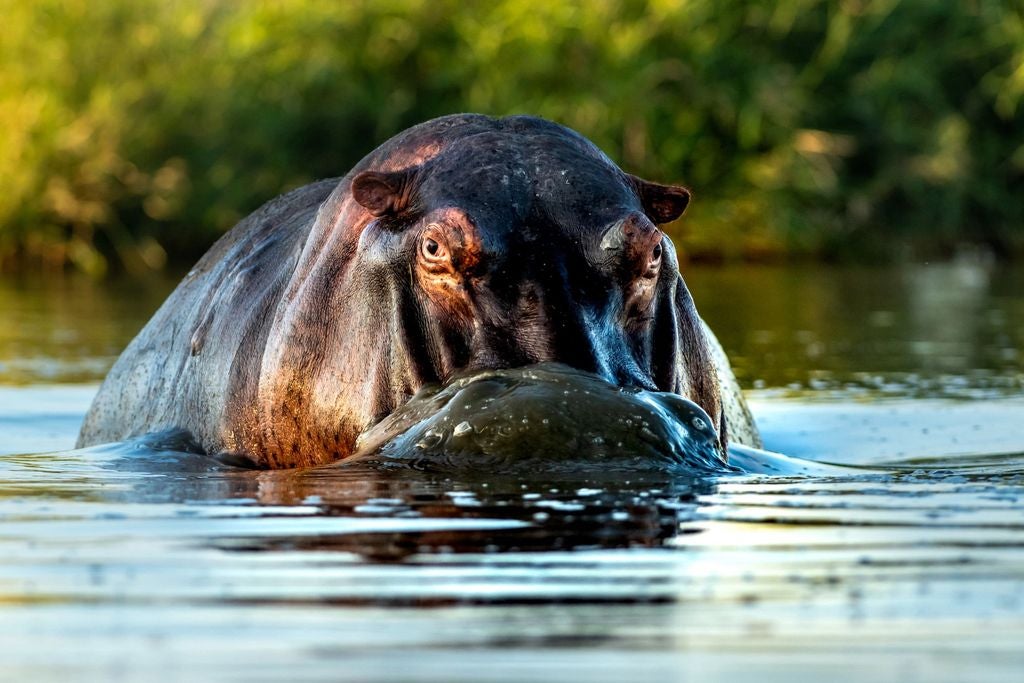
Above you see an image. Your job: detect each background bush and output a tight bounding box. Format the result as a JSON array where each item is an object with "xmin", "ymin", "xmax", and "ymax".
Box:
[{"xmin": 1, "ymin": 0, "xmax": 1022, "ymax": 275}]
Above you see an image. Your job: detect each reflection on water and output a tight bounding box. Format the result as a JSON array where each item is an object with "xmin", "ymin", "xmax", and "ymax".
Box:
[
  {"xmin": 693, "ymin": 261, "xmax": 1024, "ymax": 398},
  {"xmin": 1, "ymin": 434, "xmax": 1022, "ymax": 682},
  {"xmin": 0, "ymin": 273, "xmax": 172, "ymax": 384},
  {"xmin": 2, "ymin": 264, "xmax": 1024, "ymax": 682}
]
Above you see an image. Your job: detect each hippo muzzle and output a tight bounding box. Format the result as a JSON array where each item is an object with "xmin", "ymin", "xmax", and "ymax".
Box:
[{"xmin": 348, "ymin": 363, "xmax": 733, "ymax": 475}]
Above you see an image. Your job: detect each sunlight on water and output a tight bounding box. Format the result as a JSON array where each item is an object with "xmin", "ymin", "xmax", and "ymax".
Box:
[{"xmin": 1, "ymin": 265, "xmax": 1024, "ymax": 682}]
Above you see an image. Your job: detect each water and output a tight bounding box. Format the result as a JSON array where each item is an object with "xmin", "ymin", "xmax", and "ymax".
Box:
[{"xmin": 2, "ymin": 262, "xmax": 1024, "ymax": 682}]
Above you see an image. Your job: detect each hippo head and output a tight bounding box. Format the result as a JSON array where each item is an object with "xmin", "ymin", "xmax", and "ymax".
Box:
[{"xmin": 264, "ymin": 115, "xmax": 723, "ymax": 465}]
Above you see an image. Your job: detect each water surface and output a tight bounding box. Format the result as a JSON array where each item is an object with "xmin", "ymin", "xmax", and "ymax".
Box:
[{"xmin": 2, "ymin": 263, "xmax": 1023, "ymax": 682}]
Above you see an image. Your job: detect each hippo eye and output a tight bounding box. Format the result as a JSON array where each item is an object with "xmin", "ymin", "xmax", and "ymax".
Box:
[
  {"xmin": 651, "ymin": 242, "xmax": 663, "ymax": 263},
  {"xmin": 420, "ymin": 235, "xmax": 449, "ymax": 262}
]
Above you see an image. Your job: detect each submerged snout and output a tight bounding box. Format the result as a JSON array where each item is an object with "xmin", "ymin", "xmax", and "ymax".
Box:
[{"xmin": 349, "ymin": 363, "xmax": 731, "ymax": 475}]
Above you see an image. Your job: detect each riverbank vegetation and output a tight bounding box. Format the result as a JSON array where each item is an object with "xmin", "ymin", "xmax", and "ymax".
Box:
[{"xmin": 2, "ymin": 0, "xmax": 1022, "ymax": 275}]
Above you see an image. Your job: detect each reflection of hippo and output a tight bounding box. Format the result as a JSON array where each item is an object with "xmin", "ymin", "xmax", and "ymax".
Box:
[
  {"xmin": 349, "ymin": 363, "xmax": 733, "ymax": 474},
  {"xmin": 78, "ymin": 114, "xmax": 760, "ymax": 468}
]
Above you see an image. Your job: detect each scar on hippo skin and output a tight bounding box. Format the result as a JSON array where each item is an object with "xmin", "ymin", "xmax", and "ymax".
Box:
[{"xmin": 77, "ymin": 113, "xmax": 762, "ymax": 468}]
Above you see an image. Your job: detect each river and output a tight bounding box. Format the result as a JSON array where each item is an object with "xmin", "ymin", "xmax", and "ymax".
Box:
[{"xmin": 1, "ymin": 262, "xmax": 1023, "ymax": 682}]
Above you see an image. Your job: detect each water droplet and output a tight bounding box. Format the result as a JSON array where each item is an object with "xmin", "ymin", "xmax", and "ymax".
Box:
[{"xmin": 453, "ymin": 421, "xmax": 473, "ymax": 437}]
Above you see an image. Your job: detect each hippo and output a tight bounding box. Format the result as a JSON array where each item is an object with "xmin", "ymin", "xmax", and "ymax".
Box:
[{"xmin": 77, "ymin": 113, "xmax": 761, "ymax": 469}]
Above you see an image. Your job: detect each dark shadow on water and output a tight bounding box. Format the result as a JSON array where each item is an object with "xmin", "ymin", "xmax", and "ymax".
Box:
[
  {"xmin": 98, "ymin": 438, "xmax": 719, "ymax": 561},
  {"xmin": 45, "ymin": 432, "xmax": 888, "ymax": 568},
  {"xmin": 3, "ymin": 432, "xmax": 1024, "ymax": 623}
]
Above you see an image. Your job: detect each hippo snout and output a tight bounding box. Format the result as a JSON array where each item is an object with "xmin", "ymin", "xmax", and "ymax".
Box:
[{"xmin": 347, "ymin": 363, "xmax": 733, "ymax": 475}]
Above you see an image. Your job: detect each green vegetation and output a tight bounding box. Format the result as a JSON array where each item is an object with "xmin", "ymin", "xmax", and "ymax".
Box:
[{"xmin": 1, "ymin": 0, "xmax": 1022, "ymax": 275}]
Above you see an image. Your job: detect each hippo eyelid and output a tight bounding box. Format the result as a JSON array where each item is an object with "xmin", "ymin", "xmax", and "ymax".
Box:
[
  {"xmin": 420, "ymin": 236, "xmax": 449, "ymax": 262},
  {"xmin": 419, "ymin": 223, "xmax": 452, "ymax": 264}
]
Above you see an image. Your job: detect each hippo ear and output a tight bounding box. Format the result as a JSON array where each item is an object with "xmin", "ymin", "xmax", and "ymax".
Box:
[
  {"xmin": 351, "ymin": 169, "xmax": 416, "ymax": 217},
  {"xmin": 629, "ymin": 175, "xmax": 691, "ymax": 225}
]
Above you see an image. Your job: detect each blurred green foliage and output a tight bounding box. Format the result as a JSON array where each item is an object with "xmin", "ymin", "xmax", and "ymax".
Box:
[{"xmin": 1, "ymin": 0, "xmax": 1022, "ymax": 275}]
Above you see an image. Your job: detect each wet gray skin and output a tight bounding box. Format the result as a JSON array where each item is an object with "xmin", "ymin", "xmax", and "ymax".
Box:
[{"xmin": 347, "ymin": 363, "xmax": 736, "ymax": 475}]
